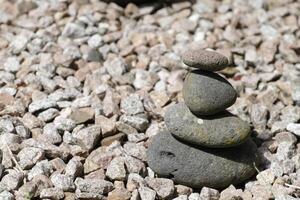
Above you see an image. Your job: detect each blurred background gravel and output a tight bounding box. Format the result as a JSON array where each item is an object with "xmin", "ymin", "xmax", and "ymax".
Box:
[{"xmin": 0, "ymin": 0, "xmax": 300, "ymax": 199}]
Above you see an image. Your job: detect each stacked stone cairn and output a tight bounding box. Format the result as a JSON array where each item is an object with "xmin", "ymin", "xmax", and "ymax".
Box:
[{"xmin": 147, "ymin": 48, "xmax": 258, "ymax": 189}]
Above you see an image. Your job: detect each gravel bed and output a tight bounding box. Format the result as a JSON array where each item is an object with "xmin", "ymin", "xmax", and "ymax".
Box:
[{"xmin": 0, "ymin": 0, "xmax": 300, "ymax": 199}]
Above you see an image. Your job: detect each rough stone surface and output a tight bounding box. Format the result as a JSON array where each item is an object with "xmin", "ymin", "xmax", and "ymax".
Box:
[
  {"xmin": 182, "ymin": 49, "xmax": 229, "ymax": 71},
  {"xmin": 75, "ymin": 177, "xmax": 113, "ymax": 195},
  {"xmin": 106, "ymin": 157, "xmax": 126, "ymax": 181},
  {"xmin": 147, "ymin": 130, "xmax": 257, "ymax": 188},
  {"xmin": 50, "ymin": 174, "xmax": 75, "ymax": 192},
  {"xmin": 165, "ymin": 103, "xmax": 250, "ymax": 148},
  {"xmin": 40, "ymin": 188, "xmax": 65, "ymax": 199},
  {"xmin": 121, "ymin": 94, "xmax": 144, "ymax": 115},
  {"xmin": 183, "ymin": 70, "xmax": 237, "ymax": 115},
  {"xmin": 145, "ymin": 177, "xmax": 175, "ymax": 199},
  {"xmin": 1, "ymin": 0, "xmax": 300, "ymax": 198}
]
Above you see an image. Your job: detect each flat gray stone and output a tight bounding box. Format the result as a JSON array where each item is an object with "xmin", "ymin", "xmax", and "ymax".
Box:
[
  {"xmin": 147, "ymin": 130, "xmax": 257, "ymax": 189},
  {"xmin": 182, "ymin": 49, "xmax": 228, "ymax": 71},
  {"xmin": 183, "ymin": 70, "xmax": 237, "ymax": 115},
  {"xmin": 165, "ymin": 103, "xmax": 250, "ymax": 148}
]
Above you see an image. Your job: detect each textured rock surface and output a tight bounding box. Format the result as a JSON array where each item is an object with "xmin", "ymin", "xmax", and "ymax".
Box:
[
  {"xmin": 182, "ymin": 49, "xmax": 228, "ymax": 71},
  {"xmin": 165, "ymin": 103, "xmax": 250, "ymax": 148},
  {"xmin": 147, "ymin": 130, "xmax": 257, "ymax": 189},
  {"xmin": 1, "ymin": 0, "xmax": 300, "ymax": 198},
  {"xmin": 183, "ymin": 70, "xmax": 237, "ymax": 115}
]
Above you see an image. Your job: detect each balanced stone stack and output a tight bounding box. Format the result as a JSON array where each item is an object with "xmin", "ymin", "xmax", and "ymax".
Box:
[{"xmin": 147, "ymin": 48, "xmax": 258, "ymax": 189}]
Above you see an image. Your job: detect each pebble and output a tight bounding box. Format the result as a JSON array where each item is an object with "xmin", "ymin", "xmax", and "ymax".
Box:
[
  {"xmin": 54, "ymin": 116, "xmax": 76, "ymax": 131},
  {"xmin": 62, "ymin": 22, "xmax": 85, "ymax": 38},
  {"xmin": 50, "ymin": 174, "xmax": 75, "ymax": 191},
  {"xmin": 69, "ymin": 107, "xmax": 95, "ymax": 124},
  {"xmin": 165, "ymin": 103, "xmax": 250, "ymax": 148},
  {"xmin": 108, "ymin": 188, "xmax": 131, "ymax": 200},
  {"xmin": 84, "ymin": 146, "xmax": 114, "ymax": 174},
  {"xmin": 105, "ymin": 57, "xmax": 127, "ymax": 77},
  {"xmin": 175, "ymin": 185, "xmax": 193, "ymax": 196},
  {"xmin": 188, "ymin": 193, "xmax": 201, "ymax": 200},
  {"xmin": 72, "ymin": 125, "xmax": 101, "ymax": 151},
  {"xmin": 101, "ymin": 133, "xmax": 126, "ymax": 146},
  {"xmin": 106, "ymin": 157, "xmax": 126, "ymax": 181},
  {"xmin": 88, "ymin": 34, "xmax": 103, "ymax": 49},
  {"xmin": 287, "ymin": 123, "xmax": 300, "ymax": 136},
  {"xmin": 183, "ymin": 70, "xmax": 237, "ymax": 115},
  {"xmin": 124, "ymin": 142, "xmax": 147, "ymax": 161},
  {"xmin": 4, "ymin": 57, "xmax": 20, "ymax": 72},
  {"xmin": 28, "ymin": 99, "xmax": 57, "ymax": 113},
  {"xmin": 27, "ymin": 160, "xmax": 52, "ymax": 181},
  {"xmin": 40, "ymin": 188, "xmax": 65, "ymax": 199},
  {"xmin": 0, "ymin": 191, "xmax": 14, "ymax": 200},
  {"xmin": 124, "ymin": 155, "xmax": 146, "ymax": 175},
  {"xmin": 17, "ymin": 147, "xmax": 44, "ymax": 169},
  {"xmin": 199, "ymin": 187, "xmax": 220, "ymax": 200},
  {"xmin": 0, "ymin": 118, "xmax": 14, "ymax": 133},
  {"xmin": 1, "ymin": 170, "xmax": 24, "ymax": 191},
  {"xmin": 120, "ymin": 115, "xmax": 149, "ymax": 132},
  {"xmin": 96, "ymin": 115, "xmax": 117, "ymax": 137},
  {"xmin": 145, "ymin": 177, "xmax": 175, "ymax": 199},
  {"xmin": 147, "ymin": 130, "xmax": 257, "ymax": 188},
  {"xmin": 38, "ymin": 108, "xmax": 59, "ymax": 122},
  {"xmin": 120, "ymin": 94, "xmax": 144, "ymax": 115},
  {"xmin": 75, "ymin": 177, "xmax": 113, "ymax": 195},
  {"xmin": 219, "ymin": 185, "xmax": 250, "ymax": 200},
  {"xmin": 65, "ymin": 157, "xmax": 83, "ymax": 178},
  {"xmin": 182, "ymin": 49, "xmax": 228, "ymax": 71},
  {"xmin": 138, "ymin": 186, "xmax": 156, "ymax": 200}
]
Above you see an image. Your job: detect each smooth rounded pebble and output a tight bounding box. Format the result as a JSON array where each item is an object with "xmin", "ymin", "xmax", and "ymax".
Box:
[
  {"xmin": 147, "ymin": 130, "xmax": 257, "ymax": 189},
  {"xmin": 183, "ymin": 70, "xmax": 237, "ymax": 115},
  {"xmin": 165, "ymin": 103, "xmax": 251, "ymax": 148},
  {"xmin": 182, "ymin": 49, "xmax": 228, "ymax": 71}
]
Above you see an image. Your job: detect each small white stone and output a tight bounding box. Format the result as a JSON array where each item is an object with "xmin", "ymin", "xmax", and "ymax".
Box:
[
  {"xmin": 287, "ymin": 123, "xmax": 300, "ymax": 136},
  {"xmin": 189, "ymin": 193, "xmax": 201, "ymax": 200},
  {"xmin": 51, "ymin": 174, "xmax": 75, "ymax": 191},
  {"xmin": 197, "ymin": 119, "xmax": 204, "ymax": 125},
  {"xmin": 138, "ymin": 186, "xmax": 156, "ymax": 200},
  {"xmin": 88, "ymin": 34, "xmax": 103, "ymax": 48},
  {"xmin": 145, "ymin": 177, "xmax": 174, "ymax": 199},
  {"xmin": 4, "ymin": 57, "xmax": 20, "ymax": 72},
  {"xmin": 121, "ymin": 94, "xmax": 144, "ymax": 115},
  {"xmin": 256, "ymin": 169, "xmax": 275, "ymax": 185},
  {"xmin": 106, "ymin": 157, "xmax": 126, "ymax": 181}
]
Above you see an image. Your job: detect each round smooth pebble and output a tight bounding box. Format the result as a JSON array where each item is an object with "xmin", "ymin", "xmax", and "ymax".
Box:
[
  {"xmin": 183, "ymin": 70, "xmax": 237, "ymax": 115},
  {"xmin": 182, "ymin": 49, "xmax": 228, "ymax": 71},
  {"xmin": 165, "ymin": 103, "xmax": 251, "ymax": 148},
  {"xmin": 147, "ymin": 130, "xmax": 257, "ymax": 189}
]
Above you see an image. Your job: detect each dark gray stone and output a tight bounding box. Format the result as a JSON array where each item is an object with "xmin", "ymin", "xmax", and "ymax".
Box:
[
  {"xmin": 147, "ymin": 130, "xmax": 257, "ymax": 189},
  {"xmin": 165, "ymin": 103, "xmax": 251, "ymax": 148},
  {"xmin": 183, "ymin": 70, "xmax": 237, "ymax": 115},
  {"xmin": 182, "ymin": 49, "xmax": 228, "ymax": 71}
]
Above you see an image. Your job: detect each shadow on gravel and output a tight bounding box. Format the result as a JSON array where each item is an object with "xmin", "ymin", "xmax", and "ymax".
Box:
[{"xmin": 102, "ymin": 0, "xmax": 196, "ymax": 7}]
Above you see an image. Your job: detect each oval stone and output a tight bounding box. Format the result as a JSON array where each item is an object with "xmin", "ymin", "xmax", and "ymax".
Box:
[
  {"xmin": 183, "ymin": 70, "xmax": 237, "ymax": 115},
  {"xmin": 182, "ymin": 49, "xmax": 228, "ymax": 71},
  {"xmin": 165, "ymin": 103, "xmax": 250, "ymax": 148},
  {"xmin": 147, "ymin": 130, "xmax": 257, "ymax": 189}
]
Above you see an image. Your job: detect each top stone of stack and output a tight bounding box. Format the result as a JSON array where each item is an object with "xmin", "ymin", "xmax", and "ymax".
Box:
[{"xmin": 182, "ymin": 48, "xmax": 229, "ymax": 71}]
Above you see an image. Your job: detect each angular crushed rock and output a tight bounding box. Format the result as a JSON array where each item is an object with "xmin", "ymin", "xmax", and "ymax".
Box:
[
  {"xmin": 75, "ymin": 177, "xmax": 113, "ymax": 194},
  {"xmin": 0, "ymin": 0, "xmax": 300, "ymax": 199}
]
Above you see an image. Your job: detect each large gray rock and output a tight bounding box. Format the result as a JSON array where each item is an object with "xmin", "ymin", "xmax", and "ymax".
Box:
[
  {"xmin": 182, "ymin": 49, "xmax": 228, "ymax": 71},
  {"xmin": 165, "ymin": 103, "xmax": 250, "ymax": 148},
  {"xmin": 183, "ymin": 70, "xmax": 237, "ymax": 115},
  {"xmin": 147, "ymin": 130, "xmax": 257, "ymax": 189}
]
